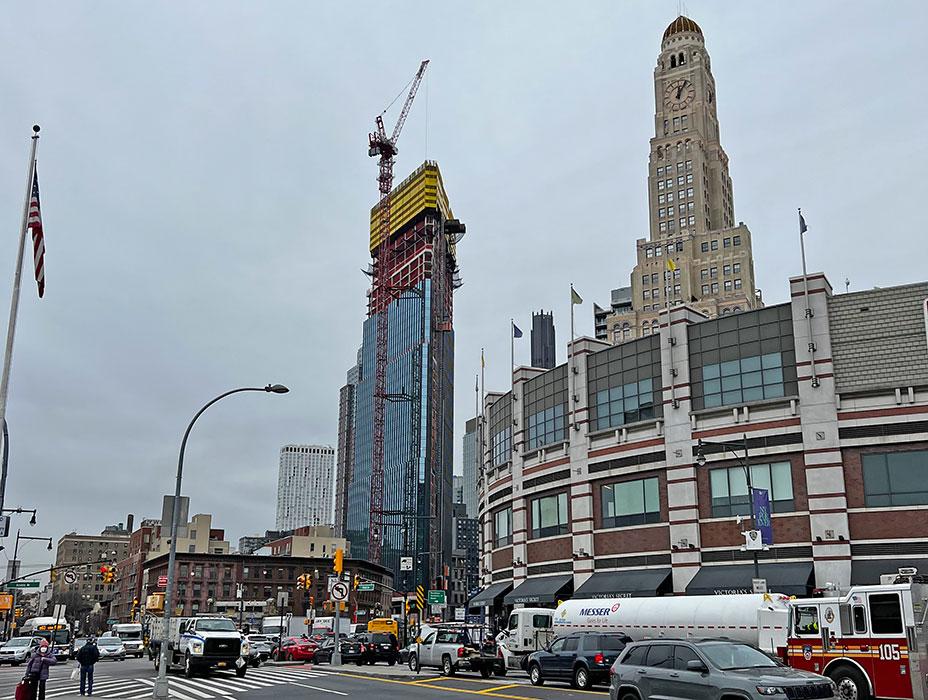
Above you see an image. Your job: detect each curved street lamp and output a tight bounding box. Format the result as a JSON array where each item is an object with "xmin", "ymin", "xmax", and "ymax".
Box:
[{"xmin": 153, "ymin": 384, "xmax": 289, "ymax": 700}]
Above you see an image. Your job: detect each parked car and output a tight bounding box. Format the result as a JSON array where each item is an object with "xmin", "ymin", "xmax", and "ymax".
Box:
[
  {"xmin": 358, "ymin": 633, "xmax": 400, "ymax": 665},
  {"xmin": 339, "ymin": 637, "xmax": 372, "ymax": 666},
  {"xmin": 609, "ymin": 639, "xmax": 836, "ymax": 700},
  {"xmin": 245, "ymin": 635, "xmax": 273, "ymax": 666},
  {"xmin": 311, "ymin": 638, "xmax": 336, "ymax": 664},
  {"xmin": 277, "ymin": 637, "xmax": 317, "ymax": 663},
  {"xmin": 527, "ymin": 631, "xmax": 632, "ymax": 690},
  {"xmin": 0, "ymin": 637, "xmax": 42, "ymax": 665},
  {"xmin": 97, "ymin": 637, "xmax": 127, "ymax": 661}
]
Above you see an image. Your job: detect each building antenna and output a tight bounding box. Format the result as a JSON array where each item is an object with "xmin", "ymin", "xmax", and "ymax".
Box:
[{"xmin": 845, "ymin": 277, "xmax": 850, "ymax": 294}]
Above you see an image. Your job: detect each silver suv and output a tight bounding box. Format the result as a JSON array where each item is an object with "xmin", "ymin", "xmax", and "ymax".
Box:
[{"xmin": 610, "ymin": 639, "xmax": 835, "ymax": 700}]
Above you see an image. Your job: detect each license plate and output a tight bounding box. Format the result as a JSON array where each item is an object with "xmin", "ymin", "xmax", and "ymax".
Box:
[{"xmin": 217, "ymin": 662, "xmax": 227, "ymax": 667}]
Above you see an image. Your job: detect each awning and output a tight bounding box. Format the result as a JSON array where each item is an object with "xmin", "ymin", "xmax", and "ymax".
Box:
[
  {"xmin": 573, "ymin": 569, "xmax": 672, "ymax": 598},
  {"xmin": 469, "ymin": 581, "xmax": 512, "ymax": 608},
  {"xmin": 503, "ymin": 574, "xmax": 574, "ymax": 606},
  {"xmin": 852, "ymin": 559, "xmax": 928, "ymax": 585},
  {"xmin": 686, "ymin": 562, "xmax": 814, "ymax": 596}
]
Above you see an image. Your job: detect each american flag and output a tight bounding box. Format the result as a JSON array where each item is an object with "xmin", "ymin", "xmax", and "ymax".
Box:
[{"xmin": 27, "ymin": 165, "xmax": 45, "ymax": 298}]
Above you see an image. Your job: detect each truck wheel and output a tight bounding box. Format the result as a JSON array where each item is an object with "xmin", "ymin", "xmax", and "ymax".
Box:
[
  {"xmin": 529, "ymin": 663, "xmax": 545, "ymax": 686},
  {"xmin": 479, "ymin": 665, "xmax": 491, "ymax": 678},
  {"xmin": 494, "ymin": 664, "xmax": 507, "ymax": 677},
  {"xmin": 184, "ymin": 653, "xmax": 195, "ymax": 679},
  {"xmin": 830, "ymin": 665, "xmax": 871, "ymax": 700},
  {"xmin": 235, "ymin": 665, "xmax": 247, "ymax": 678},
  {"xmin": 408, "ymin": 654, "xmax": 419, "ymax": 672},
  {"xmin": 442, "ymin": 655, "xmax": 456, "ymax": 676},
  {"xmin": 573, "ymin": 665, "xmax": 592, "ymax": 690}
]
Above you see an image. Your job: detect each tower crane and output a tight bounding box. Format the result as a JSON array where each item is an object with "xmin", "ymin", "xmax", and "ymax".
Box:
[{"xmin": 367, "ymin": 59, "xmax": 429, "ymax": 564}]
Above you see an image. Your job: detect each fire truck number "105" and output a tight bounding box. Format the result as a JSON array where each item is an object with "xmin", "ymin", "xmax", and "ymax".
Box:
[{"xmin": 878, "ymin": 644, "xmax": 901, "ymax": 661}]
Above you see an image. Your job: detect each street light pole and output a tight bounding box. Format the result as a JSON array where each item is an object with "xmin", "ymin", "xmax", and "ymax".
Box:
[
  {"xmin": 153, "ymin": 384, "xmax": 289, "ymax": 700},
  {"xmin": 695, "ymin": 435, "xmax": 760, "ymax": 581}
]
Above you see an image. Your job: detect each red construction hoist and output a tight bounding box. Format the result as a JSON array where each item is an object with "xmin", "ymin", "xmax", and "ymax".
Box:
[{"xmin": 366, "ymin": 60, "xmax": 429, "ymax": 564}]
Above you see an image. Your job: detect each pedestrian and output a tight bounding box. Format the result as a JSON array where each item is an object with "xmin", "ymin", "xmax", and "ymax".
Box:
[
  {"xmin": 24, "ymin": 640, "xmax": 56, "ymax": 700},
  {"xmin": 75, "ymin": 638, "xmax": 100, "ymax": 696}
]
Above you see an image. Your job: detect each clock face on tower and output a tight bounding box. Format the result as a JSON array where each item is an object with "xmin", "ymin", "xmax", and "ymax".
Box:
[{"xmin": 664, "ymin": 79, "xmax": 695, "ymax": 110}]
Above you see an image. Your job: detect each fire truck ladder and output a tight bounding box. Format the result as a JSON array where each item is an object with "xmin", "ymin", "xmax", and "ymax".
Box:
[{"xmin": 367, "ymin": 59, "xmax": 429, "ymax": 564}]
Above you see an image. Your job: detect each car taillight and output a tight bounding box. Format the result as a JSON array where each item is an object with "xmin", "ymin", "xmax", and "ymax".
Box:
[
  {"xmin": 457, "ymin": 647, "xmax": 465, "ymax": 658},
  {"xmin": 497, "ymin": 648, "xmax": 503, "ymax": 658},
  {"xmin": 609, "ymin": 663, "xmax": 616, "ymax": 677},
  {"xmin": 594, "ymin": 653, "xmax": 605, "ymax": 665},
  {"xmin": 360, "ymin": 644, "xmax": 366, "ymax": 652}
]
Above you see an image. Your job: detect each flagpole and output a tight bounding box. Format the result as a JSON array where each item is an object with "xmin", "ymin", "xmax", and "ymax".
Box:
[
  {"xmin": 798, "ymin": 208, "xmax": 818, "ymax": 387},
  {"xmin": 0, "ymin": 126, "xmax": 40, "ymax": 515},
  {"xmin": 510, "ymin": 320, "xmax": 515, "ymax": 399},
  {"xmin": 480, "ymin": 350, "xmax": 485, "ymax": 477},
  {"xmin": 569, "ymin": 284, "xmax": 576, "ymax": 430}
]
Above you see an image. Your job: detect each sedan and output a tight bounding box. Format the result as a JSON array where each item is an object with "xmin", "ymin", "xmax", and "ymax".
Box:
[
  {"xmin": 96, "ymin": 638, "xmax": 127, "ymax": 661},
  {"xmin": 339, "ymin": 637, "xmax": 373, "ymax": 666},
  {"xmin": 278, "ymin": 637, "xmax": 317, "ymax": 663}
]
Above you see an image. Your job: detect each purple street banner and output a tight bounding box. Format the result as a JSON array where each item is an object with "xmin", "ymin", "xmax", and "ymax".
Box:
[{"xmin": 751, "ymin": 487, "xmax": 773, "ymax": 545}]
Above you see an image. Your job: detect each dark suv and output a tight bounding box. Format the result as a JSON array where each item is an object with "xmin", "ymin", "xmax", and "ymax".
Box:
[
  {"xmin": 359, "ymin": 633, "xmax": 400, "ymax": 665},
  {"xmin": 527, "ymin": 631, "xmax": 632, "ymax": 690}
]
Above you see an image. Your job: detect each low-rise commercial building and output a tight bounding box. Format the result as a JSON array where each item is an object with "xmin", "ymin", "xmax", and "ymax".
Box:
[{"xmin": 476, "ymin": 276, "xmax": 928, "ymax": 616}]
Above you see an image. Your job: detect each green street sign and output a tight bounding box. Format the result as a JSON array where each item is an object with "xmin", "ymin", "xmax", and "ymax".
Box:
[
  {"xmin": 357, "ymin": 582, "xmax": 375, "ymax": 592},
  {"xmin": 6, "ymin": 581, "xmax": 39, "ymax": 589},
  {"xmin": 427, "ymin": 590, "xmax": 446, "ymax": 606}
]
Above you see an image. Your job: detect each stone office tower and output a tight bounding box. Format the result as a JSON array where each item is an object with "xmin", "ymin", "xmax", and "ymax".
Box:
[{"xmin": 600, "ymin": 16, "xmax": 762, "ymax": 342}]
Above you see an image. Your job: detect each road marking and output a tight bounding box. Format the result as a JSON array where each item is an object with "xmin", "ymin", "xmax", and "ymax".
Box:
[
  {"xmin": 322, "ymin": 672, "xmax": 539, "ymax": 699},
  {"xmin": 289, "ymin": 681, "xmax": 348, "ymax": 696},
  {"xmin": 409, "ymin": 675, "xmax": 451, "ymax": 683},
  {"xmin": 184, "ymin": 677, "xmax": 235, "ymax": 694},
  {"xmin": 167, "ymin": 679, "xmax": 217, "ymax": 697},
  {"xmin": 477, "ymin": 684, "xmax": 519, "ymax": 694}
]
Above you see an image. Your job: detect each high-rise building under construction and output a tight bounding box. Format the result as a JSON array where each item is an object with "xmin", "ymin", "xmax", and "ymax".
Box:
[{"xmin": 344, "ymin": 161, "xmax": 463, "ymax": 591}]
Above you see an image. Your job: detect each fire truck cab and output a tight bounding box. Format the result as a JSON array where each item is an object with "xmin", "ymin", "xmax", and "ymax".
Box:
[{"xmin": 786, "ymin": 568, "xmax": 928, "ymax": 700}]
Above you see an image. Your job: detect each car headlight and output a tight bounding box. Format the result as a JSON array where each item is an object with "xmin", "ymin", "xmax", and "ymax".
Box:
[
  {"xmin": 756, "ymin": 686, "xmax": 786, "ymax": 696},
  {"xmin": 190, "ymin": 642, "xmax": 204, "ymax": 655}
]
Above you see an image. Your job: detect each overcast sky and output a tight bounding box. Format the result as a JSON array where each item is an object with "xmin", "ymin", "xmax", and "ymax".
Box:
[{"xmin": 0, "ymin": 1, "xmax": 925, "ymax": 574}]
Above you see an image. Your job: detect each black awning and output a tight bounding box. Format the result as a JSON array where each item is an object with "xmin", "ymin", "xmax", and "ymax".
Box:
[
  {"xmin": 503, "ymin": 574, "xmax": 574, "ymax": 606},
  {"xmin": 852, "ymin": 559, "xmax": 928, "ymax": 585},
  {"xmin": 469, "ymin": 581, "xmax": 512, "ymax": 608},
  {"xmin": 686, "ymin": 562, "xmax": 814, "ymax": 596},
  {"xmin": 573, "ymin": 569, "xmax": 672, "ymax": 599}
]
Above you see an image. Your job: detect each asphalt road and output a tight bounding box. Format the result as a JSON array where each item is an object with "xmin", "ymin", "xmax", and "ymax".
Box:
[{"xmin": 0, "ymin": 657, "xmax": 612, "ymax": 699}]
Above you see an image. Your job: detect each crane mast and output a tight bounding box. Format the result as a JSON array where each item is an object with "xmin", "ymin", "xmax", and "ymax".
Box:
[{"xmin": 367, "ymin": 60, "xmax": 429, "ymax": 565}]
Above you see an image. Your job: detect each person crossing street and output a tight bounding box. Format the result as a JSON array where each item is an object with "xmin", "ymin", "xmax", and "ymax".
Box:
[
  {"xmin": 75, "ymin": 637, "xmax": 100, "ymax": 696},
  {"xmin": 24, "ymin": 641, "xmax": 56, "ymax": 700}
]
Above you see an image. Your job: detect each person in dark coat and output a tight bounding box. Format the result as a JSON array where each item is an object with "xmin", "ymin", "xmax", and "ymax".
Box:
[
  {"xmin": 75, "ymin": 638, "xmax": 100, "ymax": 696},
  {"xmin": 24, "ymin": 641, "xmax": 56, "ymax": 700}
]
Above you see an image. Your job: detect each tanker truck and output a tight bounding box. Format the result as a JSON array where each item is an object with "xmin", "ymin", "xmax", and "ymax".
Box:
[{"xmin": 552, "ymin": 593, "xmax": 790, "ymax": 655}]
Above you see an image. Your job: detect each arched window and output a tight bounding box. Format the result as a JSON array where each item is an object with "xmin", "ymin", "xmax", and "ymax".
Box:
[
  {"xmin": 679, "ymin": 52, "xmax": 686, "ymax": 65},
  {"xmin": 651, "ymin": 319, "xmax": 659, "ymax": 333},
  {"xmin": 622, "ymin": 323, "xmax": 631, "ymax": 340},
  {"xmin": 642, "ymin": 322, "xmax": 651, "ymax": 336},
  {"xmin": 733, "ymin": 306, "xmax": 742, "ymax": 313},
  {"xmin": 670, "ymin": 55, "xmax": 677, "ymax": 68},
  {"xmin": 612, "ymin": 327, "xmax": 621, "ymax": 343}
]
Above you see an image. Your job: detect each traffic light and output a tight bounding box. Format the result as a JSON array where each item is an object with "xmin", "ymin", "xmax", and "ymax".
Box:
[
  {"xmin": 353, "ymin": 574, "xmax": 360, "ymax": 591},
  {"xmin": 296, "ymin": 574, "xmax": 311, "ymax": 590},
  {"xmin": 405, "ymin": 600, "xmax": 411, "ymax": 615},
  {"xmin": 333, "ymin": 548, "xmax": 344, "ymax": 575},
  {"xmin": 14, "ymin": 608, "xmax": 22, "ymax": 618},
  {"xmin": 99, "ymin": 565, "xmax": 115, "ymax": 584}
]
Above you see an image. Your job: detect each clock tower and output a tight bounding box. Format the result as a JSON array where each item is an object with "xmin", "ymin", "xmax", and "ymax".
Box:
[{"xmin": 598, "ymin": 17, "xmax": 761, "ymax": 344}]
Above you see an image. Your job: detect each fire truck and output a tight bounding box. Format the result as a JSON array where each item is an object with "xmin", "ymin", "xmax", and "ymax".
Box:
[{"xmin": 786, "ymin": 568, "xmax": 928, "ymax": 700}]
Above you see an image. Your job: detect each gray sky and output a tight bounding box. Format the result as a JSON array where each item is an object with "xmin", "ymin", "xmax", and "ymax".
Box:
[{"xmin": 0, "ymin": 1, "xmax": 925, "ymax": 574}]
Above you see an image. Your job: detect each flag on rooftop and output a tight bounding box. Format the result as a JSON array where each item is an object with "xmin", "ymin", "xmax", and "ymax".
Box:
[
  {"xmin": 571, "ymin": 286, "xmax": 582, "ymax": 305},
  {"xmin": 27, "ymin": 166, "xmax": 45, "ymax": 298},
  {"xmin": 512, "ymin": 322, "xmax": 523, "ymax": 339},
  {"xmin": 799, "ymin": 210, "xmax": 808, "ymax": 234}
]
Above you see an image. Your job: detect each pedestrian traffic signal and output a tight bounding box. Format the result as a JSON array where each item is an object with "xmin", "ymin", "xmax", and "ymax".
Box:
[{"xmin": 333, "ymin": 548, "xmax": 344, "ymax": 575}]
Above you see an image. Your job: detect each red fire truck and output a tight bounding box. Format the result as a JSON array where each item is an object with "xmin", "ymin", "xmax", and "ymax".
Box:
[{"xmin": 786, "ymin": 568, "xmax": 927, "ymax": 700}]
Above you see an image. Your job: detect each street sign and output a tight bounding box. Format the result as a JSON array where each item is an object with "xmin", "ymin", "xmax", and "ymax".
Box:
[
  {"xmin": 63, "ymin": 570, "xmax": 77, "ymax": 585},
  {"xmin": 454, "ymin": 608, "xmax": 465, "ymax": 621},
  {"xmin": 53, "ymin": 604, "xmax": 66, "ymax": 620},
  {"xmin": 399, "ymin": 557, "xmax": 413, "ymax": 572},
  {"xmin": 331, "ymin": 581, "xmax": 349, "ymax": 602},
  {"xmin": 427, "ymin": 590, "xmax": 446, "ymax": 606},
  {"xmin": 416, "ymin": 585, "xmax": 425, "ymax": 611},
  {"xmin": 0, "ymin": 516, "xmax": 9, "ymax": 538},
  {"xmin": 6, "ymin": 581, "xmax": 39, "ymax": 589},
  {"xmin": 357, "ymin": 582, "xmax": 375, "ymax": 592},
  {"xmin": 752, "ymin": 578, "xmax": 768, "ymax": 594},
  {"xmin": 0, "ymin": 594, "xmax": 12, "ymax": 611},
  {"xmin": 107, "ymin": 618, "xmax": 117, "ymax": 625},
  {"xmin": 158, "ymin": 575, "xmax": 168, "ymax": 588}
]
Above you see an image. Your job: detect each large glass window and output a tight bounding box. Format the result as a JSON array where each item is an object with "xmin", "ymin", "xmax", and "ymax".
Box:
[
  {"xmin": 523, "ymin": 365, "xmax": 568, "ymax": 451},
  {"xmin": 531, "ymin": 493, "xmax": 568, "ymax": 538},
  {"xmin": 688, "ymin": 305, "xmax": 797, "ymax": 411},
  {"xmin": 488, "ymin": 394, "xmax": 513, "ymax": 466},
  {"xmin": 494, "ymin": 507, "xmax": 512, "ymax": 547},
  {"xmin": 862, "ymin": 450, "xmax": 928, "ymax": 507},
  {"xmin": 709, "ymin": 462, "xmax": 794, "ymax": 517},
  {"xmin": 587, "ymin": 335, "xmax": 662, "ymax": 432},
  {"xmin": 602, "ymin": 477, "xmax": 660, "ymax": 528}
]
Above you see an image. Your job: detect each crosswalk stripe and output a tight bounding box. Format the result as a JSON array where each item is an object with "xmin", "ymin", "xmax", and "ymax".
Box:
[
  {"xmin": 196, "ymin": 677, "xmax": 263, "ymax": 691},
  {"xmin": 182, "ymin": 677, "xmax": 234, "ymax": 695},
  {"xmin": 168, "ymin": 679, "xmax": 217, "ymax": 698},
  {"xmin": 134, "ymin": 678, "xmax": 198, "ymax": 700}
]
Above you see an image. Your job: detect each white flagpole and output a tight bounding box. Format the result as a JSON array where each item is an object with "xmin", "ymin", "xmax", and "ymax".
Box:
[
  {"xmin": 0, "ymin": 126, "xmax": 40, "ymax": 514},
  {"xmin": 510, "ymin": 320, "xmax": 515, "ymax": 398},
  {"xmin": 798, "ymin": 208, "xmax": 818, "ymax": 387},
  {"xmin": 570, "ymin": 284, "xmax": 576, "ymax": 430}
]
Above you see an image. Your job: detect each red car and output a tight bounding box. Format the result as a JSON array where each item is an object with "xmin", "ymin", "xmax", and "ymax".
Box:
[{"xmin": 278, "ymin": 637, "xmax": 317, "ymax": 662}]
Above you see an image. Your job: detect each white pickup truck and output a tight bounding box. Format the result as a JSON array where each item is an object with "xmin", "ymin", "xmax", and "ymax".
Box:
[
  {"xmin": 407, "ymin": 626, "xmax": 502, "ymax": 677},
  {"xmin": 151, "ymin": 616, "xmax": 249, "ymax": 678}
]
